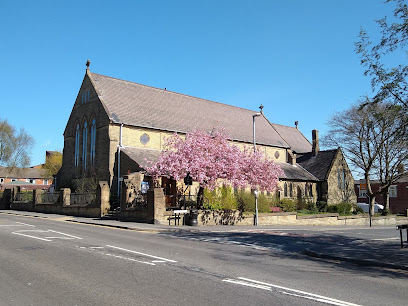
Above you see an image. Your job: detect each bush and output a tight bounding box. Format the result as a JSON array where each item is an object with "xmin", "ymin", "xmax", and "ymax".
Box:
[
  {"xmin": 306, "ymin": 201, "xmax": 319, "ymax": 214},
  {"xmin": 203, "ymin": 186, "xmax": 238, "ymax": 210},
  {"xmin": 316, "ymin": 201, "xmax": 328, "ymax": 212},
  {"xmin": 352, "ymin": 204, "xmax": 364, "ymax": 215},
  {"xmin": 280, "ymin": 198, "xmax": 296, "ymax": 212},
  {"xmin": 327, "ymin": 202, "xmax": 353, "ymax": 215},
  {"xmin": 236, "ymin": 190, "xmax": 271, "ymax": 213}
]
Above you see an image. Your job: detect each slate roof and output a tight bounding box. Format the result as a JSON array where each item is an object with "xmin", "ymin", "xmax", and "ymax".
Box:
[
  {"xmin": 121, "ymin": 147, "xmax": 162, "ymax": 166},
  {"xmin": 88, "ymin": 72, "xmax": 312, "ymax": 152},
  {"xmin": 296, "ymin": 149, "xmax": 338, "ymax": 181},
  {"xmin": 277, "ymin": 163, "xmax": 319, "ymax": 181},
  {"xmin": 0, "ymin": 166, "xmax": 46, "ymax": 179}
]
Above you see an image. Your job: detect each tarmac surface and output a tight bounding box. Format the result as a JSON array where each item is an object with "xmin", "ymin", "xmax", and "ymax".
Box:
[{"xmin": 2, "ymin": 210, "xmax": 408, "ymax": 271}]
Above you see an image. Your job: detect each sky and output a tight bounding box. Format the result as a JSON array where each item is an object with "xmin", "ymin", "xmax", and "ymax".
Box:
[{"xmin": 0, "ymin": 0, "xmax": 398, "ymax": 168}]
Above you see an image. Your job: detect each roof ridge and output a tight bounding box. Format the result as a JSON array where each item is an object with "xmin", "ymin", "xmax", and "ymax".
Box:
[
  {"xmin": 90, "ymin": 72, "xmax": 261, "ymax": 114},
  {"xmin": 260, "ymin": 114, "xmax": 291, "ymax": 148}
]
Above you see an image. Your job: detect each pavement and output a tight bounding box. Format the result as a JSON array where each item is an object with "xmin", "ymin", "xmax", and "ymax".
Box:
[{"xmin": 2, "ymin": 210, "xmax": 408, "ymax": 271}]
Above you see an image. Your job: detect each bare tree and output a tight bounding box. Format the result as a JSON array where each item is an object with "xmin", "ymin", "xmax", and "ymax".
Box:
[
  {"xmin": 324, "ymin": 100, "xmax": 407, "ymax": 216},
  {"xmin": 355, "ymin": 0, "xmax": 408, "ymax": 108},
  {"xmin": 373, "ymin": 104, "xmax": 408, "ymax": 213}
]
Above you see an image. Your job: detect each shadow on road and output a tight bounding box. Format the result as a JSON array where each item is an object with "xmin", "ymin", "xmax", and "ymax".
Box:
[{"xmin": 159, "ymin": 230, "xmax": 408, "ymax": 278}]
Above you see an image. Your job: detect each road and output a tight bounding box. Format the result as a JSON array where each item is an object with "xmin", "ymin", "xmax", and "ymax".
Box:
[{"xmin": 0, "ymin": 213, "xmax": 407, "ymax": 306}]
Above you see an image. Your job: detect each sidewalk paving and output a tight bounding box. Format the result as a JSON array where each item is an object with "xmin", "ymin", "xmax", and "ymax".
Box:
[{"xmin": 2, "ymin": 210, "xmax": 408, "ymax": 271}]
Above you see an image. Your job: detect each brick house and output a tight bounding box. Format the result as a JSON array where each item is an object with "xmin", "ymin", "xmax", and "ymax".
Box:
[
  {"xmin": 0, "ymin": 166, "xmax": 52, "ymax": 190},
  {"xmin": 57, "ymin": 64, "xmax": 356, "ymax": 206},
  {"xmin": 355, "ymin": 173, "xmax": 408, "ymax": 214}
]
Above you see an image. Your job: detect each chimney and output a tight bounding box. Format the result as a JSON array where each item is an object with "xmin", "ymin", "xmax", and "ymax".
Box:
[
  {"xmin": 288, "ymin": 150, "xmax": 297, "ymax": 165},
  {"xmin": 312, "ymin": 129, "xmax": 319, "ymax": 156}
]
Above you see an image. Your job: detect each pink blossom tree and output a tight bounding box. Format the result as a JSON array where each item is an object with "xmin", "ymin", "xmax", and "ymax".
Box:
[{"xmin": 145, "ymin": 129, "xmax": 284, "ymax": 207}]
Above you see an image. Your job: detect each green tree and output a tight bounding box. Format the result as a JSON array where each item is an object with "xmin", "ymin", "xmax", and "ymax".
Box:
[
  {"xmin": 0, "ymin": 119, "xmax": 33, "ymax": 168},
  {"xmin": 42, "ymin": 151, "xmax": 63, "ymax": 178}
]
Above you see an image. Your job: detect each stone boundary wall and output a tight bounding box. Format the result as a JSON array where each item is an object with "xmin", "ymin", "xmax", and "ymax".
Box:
[
  {"xmin": 7, "ymin": 182, "xmax": 110, "ymax": 218},
  {"xmin": 195, "ymin": 210, "xmax": 408, "ymax": 226}
]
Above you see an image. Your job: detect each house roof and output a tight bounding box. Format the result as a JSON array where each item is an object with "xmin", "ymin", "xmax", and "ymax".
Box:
[
  {"xmin": 296, "ymin": 149, "xmax": 338, "ymax": 181},
  {"xmin": 0, "ymin": 166, "xmax": 46, "ymax": 179},
  {"xmin": 277, "ymin": 163, "xmax": 319, "ymax": 181},
  {"xmin": 121, "ymin": 147, "xmax": 162, "ymax": 166},
  {"xmin": 88, "ymin": 71, "xmax": 312, "ymax": 152}
]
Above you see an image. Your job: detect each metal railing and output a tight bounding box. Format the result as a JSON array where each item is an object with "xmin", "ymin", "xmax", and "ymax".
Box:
[
  {"xmin": 126, "ymin": 191, "xmax": 148, "ymax": 209},
  {"xmin": 40, "ymin": 192, "xmax": 60, "ymax": 204},
  {"xmin": 70, "ymin": 193, "xmax": 96, "ymax": 206},
  {"xmin": 15, "ymin": 191, "xmax": 33, "ymax": 202}
]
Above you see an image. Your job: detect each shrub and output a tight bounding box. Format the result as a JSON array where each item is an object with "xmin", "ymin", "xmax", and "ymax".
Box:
[
  {"xmin": 316, "ymin": 201, "xmax": 328, "ymax": 212},
  {"xmin": 236, "ymin": 190, "xmax": 271, "ymax": 213},
  {"xmin": 280, "ymin": 198, "xmax": 296, "ymax": 212},
  {"xmin": 327, "ymin": 202, "xmax": 353, "ymax": 215},
  {"xmin": 296, "ymin": 197, "xmax": 307, "ymax": 210},
  {"xmin": 352, "ymin": 204, "xmax": 364, "ymax": 215},
  {"xmin": 203, "ymin": 186, "xmax": 238, "ymax": 210},
  {"xmin": 306, "ymin": 201, "xmax": 319, "ymax": 214}
]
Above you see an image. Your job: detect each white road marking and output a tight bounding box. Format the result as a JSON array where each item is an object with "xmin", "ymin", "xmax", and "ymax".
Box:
[
  {"xmin": 47, "ymin": 230, "xmax": 82, "ymax": 239},
  {"xmin": 223, "ymin": 277, "xmax": 361, "ymax": 306},
  {"xmin": 12, "ymin": 229, "xmax": 82, "ymax": 242},
  {"xmin": 104, "ymin": 253, "xmax": 155, "ymax": 266},
  {"xmin": 12, "ymin": 232, "xmax": 52, "ymax": 242},
  {"xmin": 15, "ymin": 222, "xmax": 36, "ymax": 227},
  {"xmin": 106, "ymin": 245, "xmax": 177, "ymax": 263},
  {"xmin": 0, "ymin": 222, "xmax": 35, "ymax": 227},
  {"xmin": 371, "ymin": 237, "xmax": 399, "ymax": 241}
]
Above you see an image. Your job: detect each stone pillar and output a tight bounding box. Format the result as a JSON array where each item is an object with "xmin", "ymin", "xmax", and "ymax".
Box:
[
  {"xmin": 147, "ymin": 187, "xmax": 166, "ymax": 224},
  {"xmin": 1, "ymin": 189, "xmax": 11, "ymax": 209},
  {"xmin": 97, "ymin": 181, "xmax": 110, "ymax": 217},
  {"xmin": 61, "ymin": 188, "xmax": 71, "ymax": 206},
  {"xmin": 33, "ymin": 189, "xmax": 44, "ymax": 204},
  {"xmin": 12, "ymin": 187, "xmax": 19, "ymax": 201}
]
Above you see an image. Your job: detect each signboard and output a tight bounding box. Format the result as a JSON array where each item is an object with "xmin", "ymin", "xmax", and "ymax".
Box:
[
  {"xmin": 359, "ymin": 183, "xmax": 367, "ymax": 191},
  {"xmin": 141, "ymin": 182, "xmax": 149, "ymax": 194}
]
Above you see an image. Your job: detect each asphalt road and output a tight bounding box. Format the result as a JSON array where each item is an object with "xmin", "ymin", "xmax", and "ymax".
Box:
[{"xmin": 1, "ymin": 213, "xmax": 407, "ymax": 306}]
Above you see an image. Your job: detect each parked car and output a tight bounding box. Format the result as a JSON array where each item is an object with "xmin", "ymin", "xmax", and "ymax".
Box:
[{"xmin": 357, "ymin": 203, "xmax": 384, "ymax": 213}]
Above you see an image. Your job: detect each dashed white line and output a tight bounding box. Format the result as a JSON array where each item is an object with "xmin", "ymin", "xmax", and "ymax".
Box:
[
  {"xmin": 223, "ymin": 277, "xmax": 361, "ymax": 306},
  {"xmin": 47, "ymin": 230, "xmax": 82, "ymax": 239},
  {"xmin": 106, "ymin": 245, "xmax": 177, "ymax": 263},
  {"xmin": 12, "ymin": 232, "xmax": 52, "ymax": 242}
]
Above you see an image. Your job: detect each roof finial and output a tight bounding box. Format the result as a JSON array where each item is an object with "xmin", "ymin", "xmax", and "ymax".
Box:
[
  {"xmin": 295, "ymin": 121, "xmax": 298, "ymax": 129},
  {"xmin": 259, "ymin": 104, "xmax": 264, "ymax": 114},
  {"xmin": 86, "ymin": 59, "xmax": 91, "ymax": 70}
]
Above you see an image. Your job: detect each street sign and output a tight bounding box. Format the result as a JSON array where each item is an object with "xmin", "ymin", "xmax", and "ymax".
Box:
[{"xmin": 360, "ymin": 183, "xmax": 367, "ymax": 191}]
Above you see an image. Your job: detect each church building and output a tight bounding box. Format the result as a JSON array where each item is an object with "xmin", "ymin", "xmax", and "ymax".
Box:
[{"xmin": 57, "ymin": 62, "xmax": 356, "ymax": 206}]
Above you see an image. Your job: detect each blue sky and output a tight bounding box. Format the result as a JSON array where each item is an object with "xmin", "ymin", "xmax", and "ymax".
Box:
[{"xmin": 0, "ymin": 0, "xmax": 397, "ymax": 167}]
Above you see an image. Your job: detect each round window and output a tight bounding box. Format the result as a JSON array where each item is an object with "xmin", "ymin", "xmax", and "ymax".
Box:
[{"xmin": 140, "ymin": 133, "xmax": 150, "ymax": 145}]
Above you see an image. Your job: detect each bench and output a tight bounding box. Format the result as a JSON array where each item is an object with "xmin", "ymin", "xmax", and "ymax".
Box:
[
  {"xmin": 168, "ymin": 209, "xmax": 188, "ymax": 226},
  {"xmin": 396, "ymin": 224, "xmax": 408, "ymax": 248},
  {"xmin": 270, "ymin": 206, "xmax": 283, "ymax": 213}
]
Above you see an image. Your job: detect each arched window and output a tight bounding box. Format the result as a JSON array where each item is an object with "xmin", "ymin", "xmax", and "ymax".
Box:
[
  {"xmin": 284, "ymin": 182, "xmax": 288, "ymax": 197},
  {"xmin": 338, "ymin": 170, "xmax": 342, "ymax": 189},
  {"xmin": 82, "ymin": 121, "xmax": 88, "ymax": 170},
  {"xmin": 289, "ymin": 183, "xmax": 293, "ymax": 197},
  {"xmin": 342, "ymin": 169, "xmax": 346, "ymax": 190},
  {"xmin": 90, "ymin": 118, "xmax": 96, "ymax": 167},
  {"xmin": 74, "ymin": 124, "xmax": 80, "ymax": 168}
]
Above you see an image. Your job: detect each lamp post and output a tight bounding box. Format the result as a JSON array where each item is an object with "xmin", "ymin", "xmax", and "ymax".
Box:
[{"xmin": 252, "ymin": 112, "xmax": 261, "ymax": 226}]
